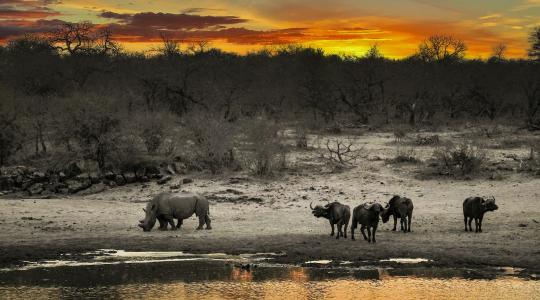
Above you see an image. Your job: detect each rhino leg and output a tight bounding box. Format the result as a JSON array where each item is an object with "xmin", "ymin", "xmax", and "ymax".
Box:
[
  {"xmin": 157, "ymin": 216, "xmax": 168, "ymax": 230},
  {"xmin": 196, "ymin": 215, "xmax": 205, "ymax": 230},
  {"xmin": 164, "ymin": 215, "xmax": 176, "ymax": 230},
  {"xmin": 204, "ymin": 214, "xmax": 212, "ymax": 230},
  {"xmin": 176, "ymin": 218, "xmax": 183, "ymax": 229}
]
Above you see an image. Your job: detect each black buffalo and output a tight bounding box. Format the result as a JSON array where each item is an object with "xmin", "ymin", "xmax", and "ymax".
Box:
[
  {"xmin": 381, "ymin": 195, "xmax": 414, "ymax": 233},
  {"xmin": 351, "ymin": 202, "xmax": 384, "ymax": 243},
  {"xmin": 310, "ymin": 201, "xmax": 351, "ymax": 239},
  {"xmin": 463, "ymin": 196, "xmax": 498, "ymax": 232}
]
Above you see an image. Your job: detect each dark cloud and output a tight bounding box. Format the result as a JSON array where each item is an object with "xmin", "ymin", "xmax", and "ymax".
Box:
[
  {"xmin": 99, "ymin": 11, "xmax": 247, "ymax": 30},
  {"xmin": 0, "ymin": 7, "xmax": 58, "ymax": 18}
]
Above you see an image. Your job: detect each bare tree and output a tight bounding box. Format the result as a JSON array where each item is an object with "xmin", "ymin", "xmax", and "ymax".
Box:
[
  {"xmin": 529, "ymin": 27, "xmax": 540, "ymax": 61},
  {"xmin": 50, "ymin": 22, "xmax": 119, "ymax": 55},
  {"xmin": 323, "ymin": 137, "xmax": 362, "ymax": 165},
  {"xmin": 417, "ymin": 35, "xmax": 467, "ymax": 62},
  {"xmin": 491, "ymin": 43, "xmax": 507, "ymax": 61}
]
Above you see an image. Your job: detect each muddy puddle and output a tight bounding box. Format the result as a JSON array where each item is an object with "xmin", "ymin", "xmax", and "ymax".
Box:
[{"xmin": 0, "ymin": 250, "xmax": 538, "ymax": 299}]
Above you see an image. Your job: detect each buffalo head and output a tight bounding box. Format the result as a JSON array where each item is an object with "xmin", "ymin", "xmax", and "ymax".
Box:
[
  {"xmin": 483, "ymin": 196, "xmax": 498, "ymax": 212},
  {"xmin": 310, "ymin": 202, "xmax": 329, "ymax": 218}
]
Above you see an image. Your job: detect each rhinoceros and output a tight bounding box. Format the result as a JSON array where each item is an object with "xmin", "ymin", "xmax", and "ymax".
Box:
[{"xmin": 138, "ymin": 192, "xmax": 211, "ymax": 232}]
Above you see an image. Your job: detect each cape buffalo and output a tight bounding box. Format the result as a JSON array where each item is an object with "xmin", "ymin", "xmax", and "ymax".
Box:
[
  {"xmin": 351, "ymin": 202, "xmax": 383, "ymax": 243},
  {"xmin": 381, "ymin": 195, "xmax": 414, "ymax": 233},
  {"xmin": 310, "ymin": 201, "xmax": 350, "ymax": 239},
  {"xmin": 139, "ymin": 192, "xmax": 211, "ymax": 232},
  {"xmin": 463, "ymin": 196, "xmax": 498, "ymax": 232}
]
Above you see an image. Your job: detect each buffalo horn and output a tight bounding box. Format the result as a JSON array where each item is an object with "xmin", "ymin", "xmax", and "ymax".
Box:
[{"xmin": 310, "ymin": 202, "xmax": 314, "ymax": 210}]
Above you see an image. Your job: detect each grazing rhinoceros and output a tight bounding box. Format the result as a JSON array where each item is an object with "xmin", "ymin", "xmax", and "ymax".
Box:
[
  {"xmin": 138, "ymin": 192, "xmax": 211, "ymax": 232},
  {"xmin": 310, "ymin": 201, "xmax": 350, "ymax": 239},
  {"xmin": 463, "ymin": 196, "xmax": 498, "ymax": 232}
]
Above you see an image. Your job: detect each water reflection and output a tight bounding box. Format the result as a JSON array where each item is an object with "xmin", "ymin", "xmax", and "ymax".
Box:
[{"xmin": 0, "ymin": 260, "xmax": 538, "ymax": 299}]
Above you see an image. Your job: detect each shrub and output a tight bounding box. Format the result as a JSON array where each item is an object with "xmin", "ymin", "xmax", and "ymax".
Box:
[
  {"xmin": 388, "ymin": 146, "xmax": 420, "ymax": 164},
  {"xmin": 295, "ymin": 127, "xmax": 308, "ymax": 149},
  {"xmin": 185, "ymin": 113, "xmax": 235, "ymax": 174},
  {"xmin": 241, "ymin": 118, "xmax": 287, "ymax": 176},
  {"xmin": 0, "ymin": 112, "xmax": 22, "ymax": 166},
  {"xmin": 432, "ymin": 142, "xmax": 486, "ymax": 175},
  {"xmin": 136, "ymin": 112, "xmax": 172, "ymax": 154},
  {"xmin": 414, "ymin": 134, "xmax": 440, "ymax": 146}
]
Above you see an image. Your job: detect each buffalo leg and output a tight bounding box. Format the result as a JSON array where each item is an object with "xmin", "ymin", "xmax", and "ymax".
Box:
[
  {"xmin": 351, "ymin": 222, "xmax": 356, "ymax": 240},
  {"xmin": 407, "ymin": 212, "xmax": 412, "ymax": 232},
  {"xmin": 474, "ymin": 218, "xmax": 479, "ymax": 233},
  {"xmin": 205, "ymin": 214, "xmax": 212, "ymax": 230},
  {"xmin": 343, "ymin": 220, "xmax": 348, "ymax": 239},
  {"xmin": 366, "ymin": 226, "xmax": 372, "ymax": 243},
  {"xmin": 336, "ymin": 220, "xmax": 344, "ymax": 239},
  {"xmin": 360, "ymin": 225, "xmax": 368, "ymax": 241},
  {"xmin": 329, "ymin": 220, "xmax": 335, "ymax": 236},
  {"xmin": 372, "ymin": 224, "xmax": 378, "ymax": 243},
  {"xmin": 464, "ymin": 217, "xmax": 468, "ymax": 232},
  {"xmin": 478, "ymin": 216, "xmax": 483, "ymax": 232},
  {"xmin": 196, "ymin": 215, "xmax": 205, "ymax": 230},
  {"xmin": 392, "ymin": 215, "xmax": 397, "ymax": 231},
  {"xmin": 468, "ymin": 217, "xmax": 473, "ymax": 232},
  {"xmin": 176, "ymin": 218, "xmax": 183, "ymax": 229},
  {"xmin": 401, "ymin": 217, "xmax": 406, "ymax": 233}
]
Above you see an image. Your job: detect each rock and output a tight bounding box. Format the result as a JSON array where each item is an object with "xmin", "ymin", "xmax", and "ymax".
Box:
[
  {"xmin": 115, "ymin": 175, "xmax": 126, "ymax": 186},
  {"xmin": 135, "ymin": 167, "xmax": 146, "ymax": 179},
  {"xmin": 79, "ymin": 183, "xmax": 107, "ymax": 195},
  {"xmin": 123, "ymin": 172, "xmax": 137, "ymax": 184},
  {"xmin": 182, "ymin": 178, "xmax": 193, "ymax": 184},
  {"xmin": 65, "ymin": 179, "xmax": 92, "ymax": 194},
  {"xmin": 27, "ymin": 183, "xmax": 44, "ymax": 195},
  {"xmin": 145, "ymin": 166, "xmax": 160, "ymax": 177},
  {"xmin": 157, "ymin": 175, "xmax": 172, "ymax": 185},
  {"xmin": 174, "ymin": 162, "xmax": 187, "ymax": 174},
  {"xmin": 89, "ymin": 172, "xmax": 102, "ymax": 184},
  {"xmin": 58, "ymin": 172, "xmax": 67, "ymax": 181},
  {"xmin": 76, "ymin": 173, "xmax": 90, "ymax": 181},
  {"xmin": 104, "ymin": 171, "xmax": 116, "ymax": 180},
  {"xmin": 170, "ymin": 184, "xmax": 181, "ymax": 190},
  {"xmin": 64, "ymin": 162, "xmax": 82, "ymax": 178}
]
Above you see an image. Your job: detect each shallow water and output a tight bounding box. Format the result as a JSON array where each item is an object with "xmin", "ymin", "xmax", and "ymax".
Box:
[{"xmin": 0, "ymin": 250, "xmax": 538, "ymax": 300}]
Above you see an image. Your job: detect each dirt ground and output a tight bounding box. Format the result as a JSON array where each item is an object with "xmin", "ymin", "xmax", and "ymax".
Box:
[{"xmin": 1, "ymin": 130, "xmax": 539, "ymax": 271}]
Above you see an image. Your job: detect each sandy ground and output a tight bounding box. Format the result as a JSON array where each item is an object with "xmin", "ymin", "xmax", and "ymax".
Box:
[{"xmin": 1, "ymin": 131, "xmax": 539, "ymax": 271}]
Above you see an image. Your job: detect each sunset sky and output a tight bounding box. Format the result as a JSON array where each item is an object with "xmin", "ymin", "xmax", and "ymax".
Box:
[{"xmin": 0, "ymin": 0, "xmax": 539, "ymax": 58}]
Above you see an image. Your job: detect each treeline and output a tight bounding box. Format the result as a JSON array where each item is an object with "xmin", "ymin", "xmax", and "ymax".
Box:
[{"xmin": 0, "ymin": 23, "xmax": 539, "ymax": 172}]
